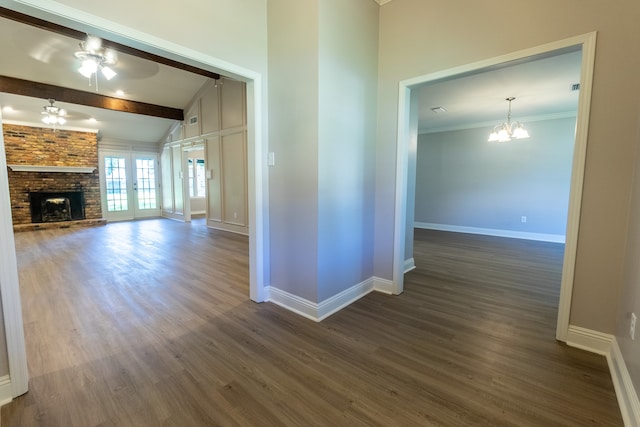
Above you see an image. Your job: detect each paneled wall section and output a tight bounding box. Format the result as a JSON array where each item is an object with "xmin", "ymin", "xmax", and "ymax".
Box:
[{"xmin": 161, "ymin": 78, "xmax": 247, "ymax": 234}]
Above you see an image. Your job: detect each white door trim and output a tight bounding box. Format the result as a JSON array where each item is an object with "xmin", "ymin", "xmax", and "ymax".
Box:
[
  {"xmin": 392, "ymin": 32, "xmax": 597, "ymax": 342},
  {"xmin": 0, "ymin": 111, "xmax": 29, "ymax": 400}
]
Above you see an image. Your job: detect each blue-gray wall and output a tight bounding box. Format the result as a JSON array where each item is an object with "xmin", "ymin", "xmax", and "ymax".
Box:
[{"xmin": 415, "ymin": 116, "xmax": 576, "ymax": 238}]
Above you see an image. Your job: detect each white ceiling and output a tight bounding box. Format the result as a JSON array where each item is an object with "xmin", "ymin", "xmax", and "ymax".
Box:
[
  {"xmin": 0, "ymin": 16, "xmax": 210, "ymax": 144},
  {"xmin": 0, "ymin": 14, "xmax": 583, "ymax": 144},
  {"xmin": 417, "ymin": 49, "xmax": 583, "ymax": 134}
]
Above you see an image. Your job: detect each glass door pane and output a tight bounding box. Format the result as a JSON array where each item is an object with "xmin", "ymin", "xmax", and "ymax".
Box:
[
  {"xmin": 104, "ymin": 156, "xmax": 128, "ymax": 212},
  {"xmin": 135, "ymin": 158, "xmax": 157, "ymax": 210},
  {"xmin": 100, "ymin": 151, "xmax": 160, "ymax": 221}
]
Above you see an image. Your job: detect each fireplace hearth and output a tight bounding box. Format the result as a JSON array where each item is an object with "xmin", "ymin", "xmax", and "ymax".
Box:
[{"xmin": 29, "ymin": 191, "xmax": 85, "ymax": 223}]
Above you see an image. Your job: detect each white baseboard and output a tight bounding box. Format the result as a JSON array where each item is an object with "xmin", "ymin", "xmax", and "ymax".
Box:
[
  {"xmin": 566, "ymin": 325, "xmax": 613, "ymax": 356},
  {"xmin": 414, "ymin": 222, "xmax": 566, "ymax": 243},
  {"xmin": 0, "ymin": 375, "xmax": 13, "ymax": 407},
  {"xmin": 608, "ymin": 339, "xmax": 640, "ymax": 427},
  {"xmin": 404, "ymin": 257, "xmax": 416, "ymax": 273},
  {"xmin": 267, "ymin": 276, "xmax": 397, "ymax": 321},
  {"xmin": 565, "ymin": 325, "xmax": 640, "ymax": 427},
  {"xmin": 162, "ymin": 211, "xmax": 185, "ymax": 222},
  {"xmin": 373, "ymin": 276, "xmax": 395, "ymax": 294}
]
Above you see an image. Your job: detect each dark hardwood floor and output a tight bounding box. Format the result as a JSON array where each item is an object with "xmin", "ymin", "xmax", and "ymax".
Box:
[{"xmin": 1, "ymin": 221, "xmax": 622, "ymax": 426}]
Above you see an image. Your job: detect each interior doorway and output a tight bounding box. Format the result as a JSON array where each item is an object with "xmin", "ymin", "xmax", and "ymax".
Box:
[
  {"xmin": 0, "ymin": 3, "xmax": 268, "ymax": 402},
  {"xmin": 393, "ymin": 33, "xmax": 597, "ymax": 342}
]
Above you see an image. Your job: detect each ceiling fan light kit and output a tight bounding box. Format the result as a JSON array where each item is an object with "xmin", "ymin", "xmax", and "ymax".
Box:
[
  {"xmin": 488, "ymin": 97, "xmax": 530, "ymax": 142},
  {"xmin": 41, "ymin": 99, "xmax": 66, "ymax": 129},
  {"xmin": 74, "ymin": 35, "xmax": 118, "ymax": 90}
]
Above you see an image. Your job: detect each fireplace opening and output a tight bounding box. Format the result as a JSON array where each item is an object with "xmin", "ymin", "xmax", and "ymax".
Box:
[{"xmin": 29, "ymin": 191, "xmax": 85, "ymax": 223}]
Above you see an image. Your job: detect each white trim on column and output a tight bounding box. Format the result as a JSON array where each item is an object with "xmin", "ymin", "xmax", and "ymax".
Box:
[{"xmin": 555, "ymin": 32, "xmax": 597, "ymax": 342}]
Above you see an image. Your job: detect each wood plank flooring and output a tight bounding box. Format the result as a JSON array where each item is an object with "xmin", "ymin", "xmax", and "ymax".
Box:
[{"xmin": 2, "ymin": 221, "xmax": 623, "ymax": 426}]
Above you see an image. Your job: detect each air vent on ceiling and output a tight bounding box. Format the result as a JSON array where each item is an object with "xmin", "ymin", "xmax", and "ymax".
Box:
[
  {"xmin": 431, "ymin": 106, "xmax": 447, "ymax": 113},
  {"xmin": 570, "ymin": 83, "xmax": 581, "ymax": 91}
]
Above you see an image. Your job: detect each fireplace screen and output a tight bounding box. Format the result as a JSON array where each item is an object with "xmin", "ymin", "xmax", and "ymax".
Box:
[
  {"xmin": 41, "ymin": 197, "xmax": 72, "ymax": 222},
  {"xmin": 29, "ymin": 191, "xmax": 85, "ymax": 223}
]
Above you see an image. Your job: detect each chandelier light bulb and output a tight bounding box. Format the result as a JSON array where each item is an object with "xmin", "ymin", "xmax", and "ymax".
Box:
[{"xmin": 488, "ymin": 97, "xmax": 530, "ymax": 142}]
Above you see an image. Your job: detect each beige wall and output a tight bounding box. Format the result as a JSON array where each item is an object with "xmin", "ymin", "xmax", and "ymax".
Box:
[
  {"xmin": 267, "ymin": 0, "xmax": 378, "ymax": 302},
  {"xmin": 317, "ymin": 0, "xmax": 378, "ymax": 301},
  {"xmin": 267, "ymin": 0, "xmax": 320, "ymax": 301},
  {"xmin": 375, "ymin": 0, "xmax": 640, "ymax": 334}
]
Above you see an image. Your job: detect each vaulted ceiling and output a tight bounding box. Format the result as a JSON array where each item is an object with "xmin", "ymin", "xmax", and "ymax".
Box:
[{"xmin": 0, "ymin": 10, "xmax": 215, "ymax": 144}]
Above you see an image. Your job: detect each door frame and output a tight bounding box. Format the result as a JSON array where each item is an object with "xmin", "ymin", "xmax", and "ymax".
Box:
[
  {"xmin": 392, "ymin": 32, "xmax": 597, "ymax": 342},
  {"xmin": 0, "ymin": 0, "xmax": 268, "ymax": 401}
]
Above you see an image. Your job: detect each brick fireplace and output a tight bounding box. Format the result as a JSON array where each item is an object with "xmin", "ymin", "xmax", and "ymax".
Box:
[{"xmin": 3, "ymin": 124, "xmax": 105, "ymax": 231}]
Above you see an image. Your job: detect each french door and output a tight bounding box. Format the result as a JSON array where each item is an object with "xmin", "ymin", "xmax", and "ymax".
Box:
[{"xmin": 99, "ymin": 151, "xmax": 160, "ymax": 221}]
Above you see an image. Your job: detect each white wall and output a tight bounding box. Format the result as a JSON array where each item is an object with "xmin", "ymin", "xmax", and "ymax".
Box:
[{"xmin": 415, "ymin": 117, "xmax": 575, "ymax": 238}]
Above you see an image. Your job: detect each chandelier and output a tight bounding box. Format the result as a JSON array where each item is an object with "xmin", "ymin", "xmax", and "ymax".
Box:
[
  {"xmin": 74, "ymin": 35, "xmax": 117, "ymax": 90},
  {"xmin": 41, "ymin": 99, "xmax": 66, "ymax": 129},
  {"xmin": 488, "ymin": 97, "xmax": 530, "ymax": 142}
]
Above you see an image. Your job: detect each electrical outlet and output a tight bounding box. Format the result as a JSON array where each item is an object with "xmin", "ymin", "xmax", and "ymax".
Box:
[
  {"xmin": 521, "ymin": 216, "xmax": 527, "ymax": 223},
  {"xmin": 631, "ymin": 313, "xmax": 637, "ymax": 340}
]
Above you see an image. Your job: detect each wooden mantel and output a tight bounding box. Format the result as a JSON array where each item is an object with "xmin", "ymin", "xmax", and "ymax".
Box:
[{"xmin": 7, "ymin": 165, "xmax": 96, "ymax": 173}]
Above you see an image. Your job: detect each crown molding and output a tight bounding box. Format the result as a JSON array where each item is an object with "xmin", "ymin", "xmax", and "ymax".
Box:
[{"xmin": 372, "ymin": 0, "xmax": 394, "ymax": 5}]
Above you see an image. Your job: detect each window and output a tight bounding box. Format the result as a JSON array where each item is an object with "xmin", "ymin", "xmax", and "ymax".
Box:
[
  {"xmin": 188, "ymin": 158, "xmax": 206, "ymax": 198},
  {"xmin": 104, "ymin": 156, "xmax": 128, "ymax": 211}
]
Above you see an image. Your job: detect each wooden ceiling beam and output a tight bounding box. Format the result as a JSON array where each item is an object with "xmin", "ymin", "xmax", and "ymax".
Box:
[
  {"xmin": 0, "ymin": 7, "xmax": 221, "ymax": 81},
  {"xmin": 0, "ymin": 75, "xmax": 184, "ymax": 121}
]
